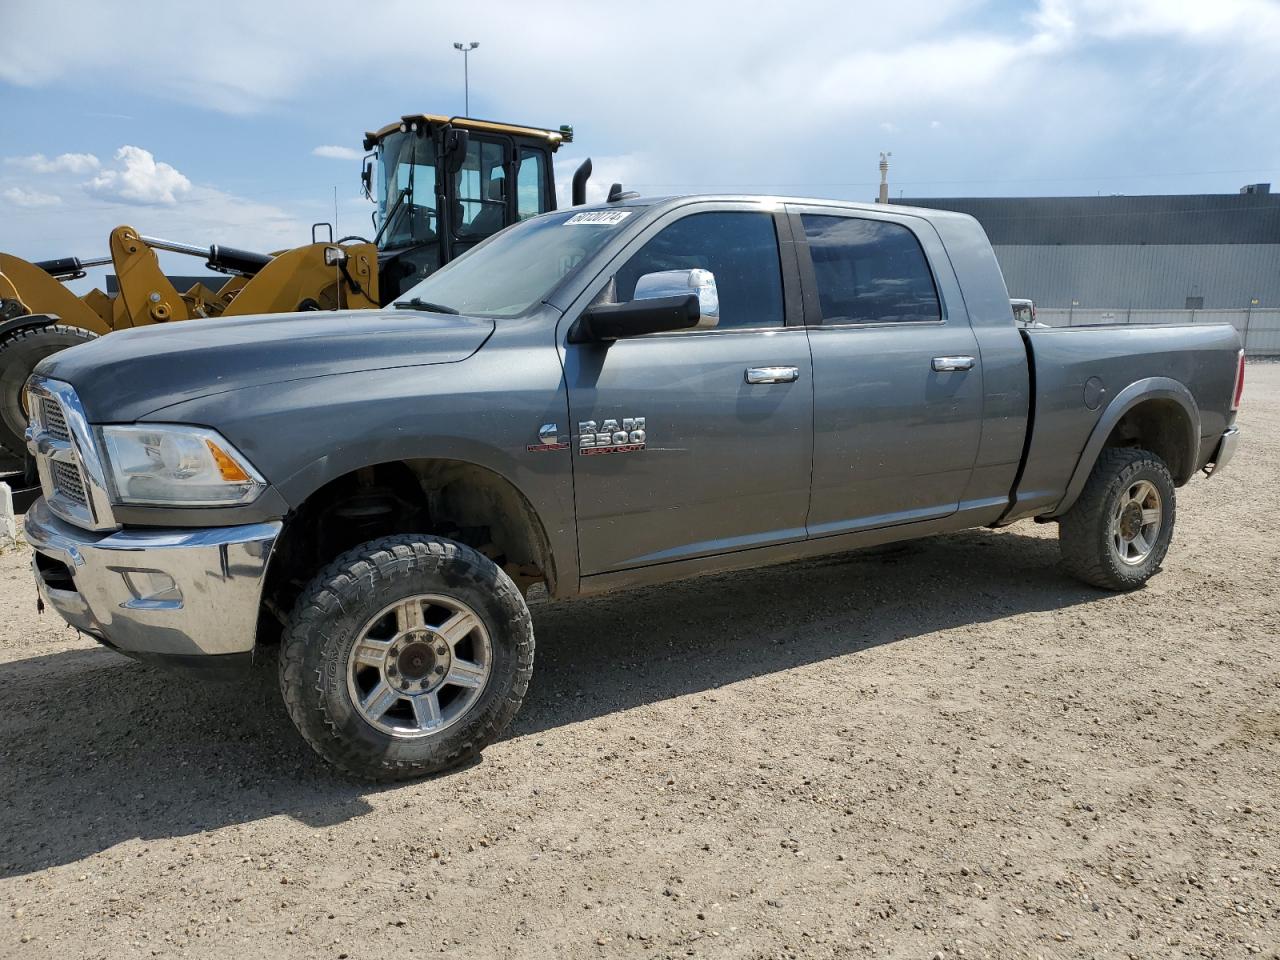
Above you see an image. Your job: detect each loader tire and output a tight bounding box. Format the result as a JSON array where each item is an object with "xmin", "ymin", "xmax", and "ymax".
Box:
[
  {"xmin": 1059, "ymin": 447, "xmax": 1176, "ymax": 591},
  {"xmin": 0, "ymin": 324, "xmax": 99, "ymax": 458},
  {"xmin": 279, "ymin": 534, "xmax": 534, "ymax": 781}
]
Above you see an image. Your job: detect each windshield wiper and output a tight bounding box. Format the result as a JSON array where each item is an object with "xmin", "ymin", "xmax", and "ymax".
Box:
[{"xmin": 393, "ymin": 297, "xmax": 460, "ymax": 314}]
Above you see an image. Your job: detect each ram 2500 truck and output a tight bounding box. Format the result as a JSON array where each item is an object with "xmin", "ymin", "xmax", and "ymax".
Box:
[{"xmin": 23, "ymin": 195, "xmax": 1244, "ymax": 780}]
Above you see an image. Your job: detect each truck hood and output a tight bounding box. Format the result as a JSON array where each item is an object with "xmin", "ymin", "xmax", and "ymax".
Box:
[{"xmin": 33, "ymin": 308, "xmax": 495, "ymax": 422}]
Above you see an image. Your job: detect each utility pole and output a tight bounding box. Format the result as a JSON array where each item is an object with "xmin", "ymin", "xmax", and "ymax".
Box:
[
  {"xmin": 453, "ymin": 42, "xmax": 479, "ymax": 117},
  {"xmin": 878, "ymin": 152, "xmax": 891, "ymax": 204}
]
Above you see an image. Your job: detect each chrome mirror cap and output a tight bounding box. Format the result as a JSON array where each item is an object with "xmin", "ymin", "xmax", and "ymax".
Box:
[{"xmin": 633, "ymin": 268, "xmax": 719, "ymax": 328}]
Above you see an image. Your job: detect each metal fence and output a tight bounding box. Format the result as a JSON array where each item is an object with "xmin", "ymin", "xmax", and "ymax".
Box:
[{"xmin": 1036, "ymin": 307, "xmax": 1280, "ymax": 356}]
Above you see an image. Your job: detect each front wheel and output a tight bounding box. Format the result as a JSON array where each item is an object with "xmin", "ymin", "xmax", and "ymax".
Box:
[
  {"xmin": 279, "ymin": 534, "xmax": 534, "ymax": 780},
  {"xmin": 1059, "ymin": 447, "xmax": 1176, "ymax": 591}
]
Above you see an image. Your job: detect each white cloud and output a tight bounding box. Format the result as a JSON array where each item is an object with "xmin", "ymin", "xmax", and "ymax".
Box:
[
  {"xmin": 0, "ymin": 0, "xmax": 1278, "ymax": 255},
  {"xmin": 86, "ymin": 146, "xmax": 191, "ymax": 205},
  {"xmin": 313, "ymin": 145, "xmax": 362, "ymax": 161},
  {"xmin": 0, "ymin": 141, "xmax": 306, "ymax": 296},
  {"xmin": 0, "ymin": 178, "xmax": 308, "ymax": 294},
  {"xmin": 1055, "ymin": 0, "xmax": 1280, "ymax": 45},
  {"xmin": 2, "ymin": 186, "xmax": 62, "ymax": 208},
  {"xmin": 6, "ymin": 152, "xmax": 100, "ymax": 174}
]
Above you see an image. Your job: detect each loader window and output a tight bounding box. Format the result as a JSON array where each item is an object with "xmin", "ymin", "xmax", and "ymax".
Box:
[
  {"xmin": 517, "ymin": 148, "xmax": 548, "ymax": 221},
  {"xmin": 377, "ymin": 131, "xmax": 438, "ymax": 251},
  {"xmin": 454, "ymin": 139, "xmax": 508, "ymax": 239}
]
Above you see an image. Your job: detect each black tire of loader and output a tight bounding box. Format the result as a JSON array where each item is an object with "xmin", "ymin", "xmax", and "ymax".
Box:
[{"xmin": 0, "ymin": 324, "xmax": 100, "ymax": 459}]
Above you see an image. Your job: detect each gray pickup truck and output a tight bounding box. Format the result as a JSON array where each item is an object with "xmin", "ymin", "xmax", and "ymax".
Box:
[{"xmin": 23, "ymin": 195, "xmax": 1244, "ymax": 779}]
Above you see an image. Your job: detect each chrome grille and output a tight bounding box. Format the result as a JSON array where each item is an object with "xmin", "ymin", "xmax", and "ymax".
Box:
[
  {"xmin": 26, "ymin": 376, "xmax": 116, "ymax": 531},
  {"xmin": 40, "ymin": 397, "xmax": 69, "ymax": 441},
  {"xmin": 51, "ymin": 460, "xmax": 87, "ymax": 506}
]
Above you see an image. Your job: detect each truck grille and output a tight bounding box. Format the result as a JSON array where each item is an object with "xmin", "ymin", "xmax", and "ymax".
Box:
[
  {"xmin": 25, "ymin": 376, "xmax": 115, "ymax": 531},
  {"xmin": 40, "ymin": 397, "xmax": 70, "ymax": 441},
  {"xmin": 51, "ymin": 460, "xmax": 88, "ymax": 506}
]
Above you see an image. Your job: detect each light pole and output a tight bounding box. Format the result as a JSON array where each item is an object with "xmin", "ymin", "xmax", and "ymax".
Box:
[{"xmin": 453, "ymin": 42, "xmax": 479, "ymax": 116}]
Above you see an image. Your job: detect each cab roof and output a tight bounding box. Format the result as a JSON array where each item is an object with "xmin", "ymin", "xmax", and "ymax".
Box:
[{"xmin": 363, "ymin": 115, "xmax": 569, "ymax": 152}]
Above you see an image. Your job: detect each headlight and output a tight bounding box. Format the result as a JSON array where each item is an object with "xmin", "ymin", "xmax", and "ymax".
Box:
[{"xmin": 99, "ymin": 424, "xmax": 265, "ymax": 506}]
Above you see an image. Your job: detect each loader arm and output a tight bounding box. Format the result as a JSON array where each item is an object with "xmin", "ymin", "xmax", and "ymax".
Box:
[
  {"xmin": 108, "ymin": 226, "xmax": 190, "ymax": 328},
  {"xmin": 0, "ymin": 254, "xmax": 112, "ymax": 334},
  {"xmin": 220, "ymin": 242, "xmax": 379, "ymax": 315}
]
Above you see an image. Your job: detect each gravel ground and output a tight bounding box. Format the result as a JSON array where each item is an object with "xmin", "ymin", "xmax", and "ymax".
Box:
[{"xmin": 2, "ymin": 366, "xmax": 1277, "ymax": 960}]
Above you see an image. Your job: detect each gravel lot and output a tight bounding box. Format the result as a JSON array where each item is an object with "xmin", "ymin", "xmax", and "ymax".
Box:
[{"xmin": 2, "ymin": 365, "xmax": 1277, "ymax": 960}]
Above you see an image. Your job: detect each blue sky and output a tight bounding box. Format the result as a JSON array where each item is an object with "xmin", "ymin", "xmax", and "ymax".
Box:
[{"xmin": 2, "ymin": 0, "xmax": 1278, "ymax": 288}]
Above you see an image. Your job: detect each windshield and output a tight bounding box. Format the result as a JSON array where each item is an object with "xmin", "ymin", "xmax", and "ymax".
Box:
[
  {"xmin": 376, "ymin": 131, "xmax": 438, "ymax": 251},
  {"xmin": 394, "ymin": 208, "xmax": 644, "ymax": 317}
]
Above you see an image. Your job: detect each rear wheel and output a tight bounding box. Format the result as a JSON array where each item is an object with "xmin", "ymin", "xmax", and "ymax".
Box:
[
  {"xmin": 279, "ymin": 534, "xmax": 534, "ymax": 780},
  {"xmin": 1059, "ymin": 447, "xmax": 1176, "ymax": 591},
  {"xmin": 0, "ymin": 323, "xmax": 99, "ymax": 459}
]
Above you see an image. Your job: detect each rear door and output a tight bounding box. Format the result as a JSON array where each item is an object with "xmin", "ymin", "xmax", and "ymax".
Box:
[
  {"xmin": 561, "ymin": 204, "xmax": 813, "ymax": 575},
  {"xmin": 787, "ymin": 205, "xmax": 984, "ymax": 536}
]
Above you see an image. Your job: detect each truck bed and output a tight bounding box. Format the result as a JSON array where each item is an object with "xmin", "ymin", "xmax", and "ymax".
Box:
[{"xmin": 1007, "ymin": 322, "xmax": 1241, "ymax": 522}]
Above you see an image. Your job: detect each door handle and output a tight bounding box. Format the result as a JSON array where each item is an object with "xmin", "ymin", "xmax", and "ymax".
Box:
[
  {"xmin": 932, "ymin": 356, "xmax": 975, "ymax": 372},
  {"xmin": 745, "ymin": 366, "xmax": 800, "ymax": 384}
]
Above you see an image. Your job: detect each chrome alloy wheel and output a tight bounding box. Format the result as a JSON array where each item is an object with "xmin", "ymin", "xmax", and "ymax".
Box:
[
  {"xmin": 1109, "ymin": 479, "xmax": 1162, "ymax": 566},
  {"xmin": 346, "ymin": 594, "xmax": 492, "ymax": 738}
]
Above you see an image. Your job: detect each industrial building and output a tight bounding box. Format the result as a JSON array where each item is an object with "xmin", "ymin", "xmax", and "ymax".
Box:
[{"xmin": 890, "ymin": 184, "xmax": 1280, "ymax": 311}]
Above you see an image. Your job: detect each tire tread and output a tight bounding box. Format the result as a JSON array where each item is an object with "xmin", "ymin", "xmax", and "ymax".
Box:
[
  {"xmin": 0, "ymin": 323, "xmax": 100, "ymax": 459},
  {"xmin": 1059, "ymin": 447, "xmax": 1176, "ymax": 591},
  {"xmin": 278, "ymin": 534, "xmax": 533, "ymax": 781}
]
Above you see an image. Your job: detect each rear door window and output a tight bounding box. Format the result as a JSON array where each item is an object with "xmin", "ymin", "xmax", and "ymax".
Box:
[{"xmin": 800, "ymin": 214, "xmax": 941, "ymax": 324}]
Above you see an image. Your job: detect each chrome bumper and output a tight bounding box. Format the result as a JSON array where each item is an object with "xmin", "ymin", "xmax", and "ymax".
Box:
[
  {"xmin": 1206, "ymin": 425, "xmax": 1241, "ymax": 477},
  {"xmin": 24, "ymin": 497, "xmax": 281, "ymax": 659}
]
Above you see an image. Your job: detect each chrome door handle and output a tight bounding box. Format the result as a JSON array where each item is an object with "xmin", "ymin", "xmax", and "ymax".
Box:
[
  {"xmin": 932, "ymin": 356, "xmax": 975, "ymax": 372},
  {"xmin": 745, "ymin": 366, "xmax": 800, "ymax": 384}
]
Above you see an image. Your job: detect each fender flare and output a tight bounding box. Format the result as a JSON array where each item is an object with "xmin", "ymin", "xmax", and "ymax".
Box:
[
  {"xmin": 276, "ymin": 449, "xmax": 567, "ymax": 597},
  {"xmin": 1051, "ymin": 376, "xmax": 1200, "ymax": 517},
  {"xmin": 0, "ymin": 313, "xmax": 59, "ymax": 343}
]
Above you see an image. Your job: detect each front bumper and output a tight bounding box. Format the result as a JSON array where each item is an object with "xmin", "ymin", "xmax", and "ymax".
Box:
[
  {"xmin": 24, "ymin": 497, "xmax": 281, "ymax": 663},
  {"xmin": 1205, "ymin": 425, "xmax": 1241, "ymax": 476}
]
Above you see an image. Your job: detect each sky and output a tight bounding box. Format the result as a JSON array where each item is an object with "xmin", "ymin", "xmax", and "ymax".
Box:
[{"xmin": 1, "ymin": 0, "xmax": 1278, "ymax": 289}]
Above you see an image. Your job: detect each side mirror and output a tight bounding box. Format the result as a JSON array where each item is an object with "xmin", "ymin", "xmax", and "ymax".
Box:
[
  {"xmin": 569, "ymin": 295, "xmax": 701, "ymax": 343},
  {"xmin": 569, "ymin": 269, "xmax": 720, "ymax": 343},
  {"xmin": 361, "ymin": 157, "xmax": 374, "ymax": 200},
  {"xmin": 633, "ymin": 269, "xmax": 719, "ymax": 328},
  {"xmin": 444, "ymin": 129, "xmax": 470, "ymax": 175}
]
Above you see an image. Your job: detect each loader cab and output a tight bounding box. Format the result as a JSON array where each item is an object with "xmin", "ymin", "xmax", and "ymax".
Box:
[{"xmin": 364, "ymin": 115, "xmax": 567, "ymax": 303}]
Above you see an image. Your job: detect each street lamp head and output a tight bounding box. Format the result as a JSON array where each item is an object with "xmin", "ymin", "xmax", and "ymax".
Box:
[{"xmin": 453, "ymin": 41, "xmax": 479, "ymax": 51}]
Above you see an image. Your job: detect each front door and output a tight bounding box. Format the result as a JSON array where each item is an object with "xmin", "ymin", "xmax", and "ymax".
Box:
[
  {"xmin": 788, "ymin": 206, "xmax": 984, "ymax": 536},
  {"xmin": 562, "ymin": 206, "xmax": 813, "ymax": 576}
]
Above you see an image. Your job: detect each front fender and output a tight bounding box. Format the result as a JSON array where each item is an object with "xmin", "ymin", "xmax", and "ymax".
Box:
[
  {"xmin": 145, "ymin": 341, "xmax": 579, "ymax": 592},
  {"xmin": 1050, "ymin": 376, "xmax": 1200, "ymax": 517}
]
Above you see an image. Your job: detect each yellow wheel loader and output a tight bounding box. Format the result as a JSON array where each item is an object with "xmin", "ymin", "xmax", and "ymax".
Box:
[{"xmin": 0, "ymin": 114, "xmax": 592, "ymax": 464}]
